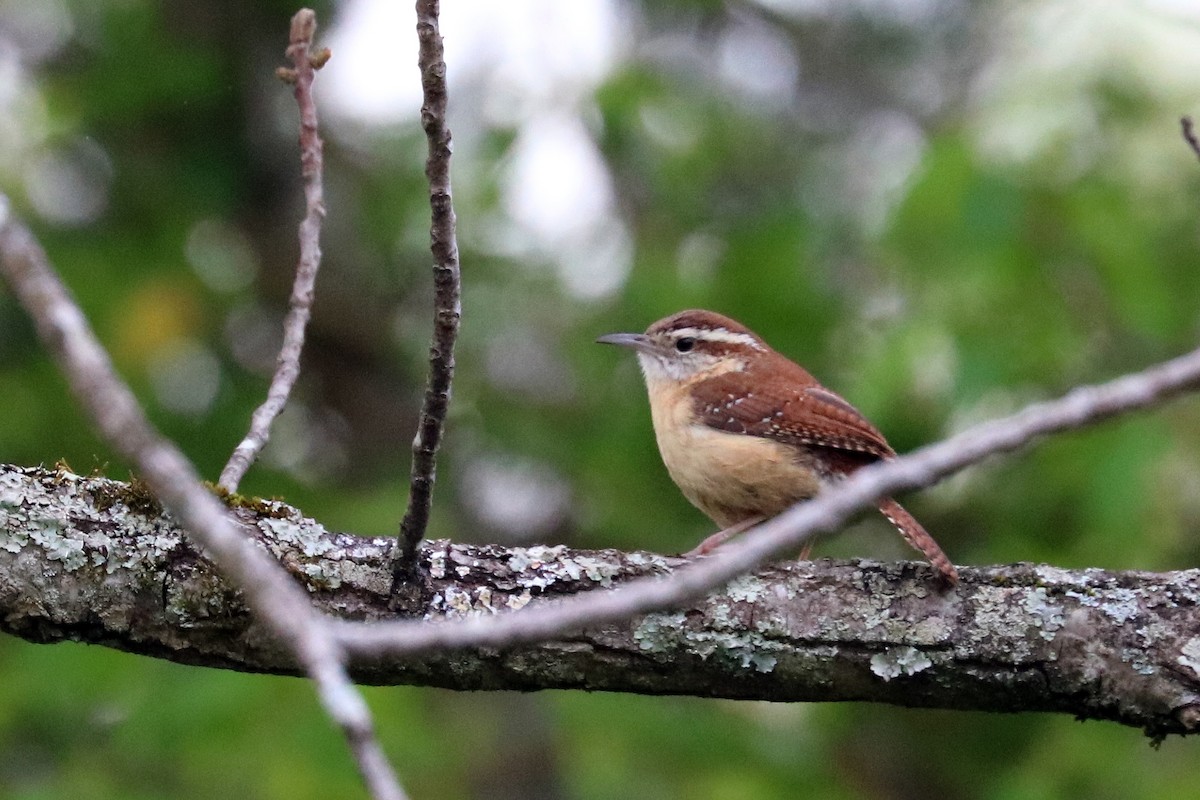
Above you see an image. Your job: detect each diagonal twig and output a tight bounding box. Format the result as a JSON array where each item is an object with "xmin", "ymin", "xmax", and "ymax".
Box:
[
  {"xmin": 0, "ymin": 193, "xmax": 406, "ymax": 800},
  {"xmin": 1182, "ymin": 116, "xmax": 1200, "ymax": 162},
  {"xmin": 335, "ymin": 341, "xmax": 1200, "ymax": 658},
  {"xmin": 220, "ymin": 9, "xmax": 330, "ymax": 494},
  {"xmin": 393, "ymin": 0, "xmax": 463, "ymax": 589}
]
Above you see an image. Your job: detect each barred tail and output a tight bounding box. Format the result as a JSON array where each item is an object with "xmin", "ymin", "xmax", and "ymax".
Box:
[{"xmin": 876, "ymin": 497, "xmax": 958, "ymax": 585}]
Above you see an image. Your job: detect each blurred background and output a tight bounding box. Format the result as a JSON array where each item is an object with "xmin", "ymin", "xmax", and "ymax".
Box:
[{"xmin": 2, "ymin": 0, "xmax": 1200, "ymax": 797}]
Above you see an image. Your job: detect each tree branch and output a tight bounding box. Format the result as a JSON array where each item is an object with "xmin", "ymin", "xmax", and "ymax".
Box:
[
  {"xmin": 3, "ymin": 464, "xmax": 1199, "ymax": 740},
  {"xmin": 395, "ymin": 0, "xmax": 463, "ymax": 584},
  {"xmin": 0, "ymin": 201, "xmax": 407, "ymax": 800},
  {"xmin": 220, "ymin": 9, "xmax": 330, "ymax": 493}
]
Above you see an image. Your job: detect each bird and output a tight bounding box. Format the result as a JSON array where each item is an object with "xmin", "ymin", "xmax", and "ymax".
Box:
[{"xmin": 597, "ymin": 309, "xmax": 958, "ymax": 584}]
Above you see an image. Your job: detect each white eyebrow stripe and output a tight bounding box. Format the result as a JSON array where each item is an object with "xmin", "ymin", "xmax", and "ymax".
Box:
[{"xmin": 669, "ymin": 327, "xmax": 765, "ymax": 350}]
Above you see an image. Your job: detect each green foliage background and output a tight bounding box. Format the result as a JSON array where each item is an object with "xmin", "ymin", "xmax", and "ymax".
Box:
[{"xmin": 1, "ymin": 0, "xmax": 1199, "ymax": 797}]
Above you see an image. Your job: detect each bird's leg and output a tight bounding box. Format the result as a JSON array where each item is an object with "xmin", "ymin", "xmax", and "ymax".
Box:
[
  {"xmin": 684, "ymin": 516, "xmax": 818, "ymax": 560},
  {"xmin": 683, "ymin": 516, "xmax": 765, "ymax": 557}
]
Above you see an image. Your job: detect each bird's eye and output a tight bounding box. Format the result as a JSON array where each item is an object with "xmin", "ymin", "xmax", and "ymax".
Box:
[{"xmin": 675, "ymin": 337, "xmax": 696, "ymax": 353}]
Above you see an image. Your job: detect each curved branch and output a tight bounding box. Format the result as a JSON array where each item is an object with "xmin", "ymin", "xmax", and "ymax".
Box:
[
  {"xmin": 0, "ymin": 198, "xmax": 405, "ymax": 800},
  {"xmin": 2, "ymin": 465, "xmax": 1199, "ymax": 740},
  {"xmin": 220, "ymin": 9, "xmax": 331, "ymax": 493}
]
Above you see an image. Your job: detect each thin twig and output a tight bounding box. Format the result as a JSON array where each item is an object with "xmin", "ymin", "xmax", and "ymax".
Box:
[
  {"xmin": 1182, "ymin": 117, "xmax": 1200, "ymax": 162},
  {"xmin": 0, "ymin": 207, "xmax": 406, "ymax": 798},
  {"xmin": 335, "ymin": 341, "xmax": 1200, "ymax": 657},
  {"xmin": 219, "ymin": 9, "xmax": 330, "ymax": 493},
  {"xmin": 393, "ymin": 0, "xmax": 462, "ymax": 588}
]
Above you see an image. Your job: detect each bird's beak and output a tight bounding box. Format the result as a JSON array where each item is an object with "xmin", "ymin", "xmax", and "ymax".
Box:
[{"xmin": 596, "ymin": 332, "xmax": 654, "ymax": 353}]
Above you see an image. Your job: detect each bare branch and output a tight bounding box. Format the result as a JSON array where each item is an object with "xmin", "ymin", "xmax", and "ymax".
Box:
[
  {"xmin": 337, "ymin": 342, "xmax": 1200, "ymax": 658},
  {"xmin": 220, "ymin": 9, "xmax": 330, "ymax": 493},
  {"xmin": 394, "ymin": 0, "xmax": 463, "ymax": 585},
  {"xmin": 1183, "ymin": 116, "xmax": 1200, "ymax": 161},
  {"xmin": 0, "ymin": 199, "xmax": 407, "ymax": 800},
  {"xmin": 3, "ymin": 464, "xmax": 1199, "ymax": 739}
]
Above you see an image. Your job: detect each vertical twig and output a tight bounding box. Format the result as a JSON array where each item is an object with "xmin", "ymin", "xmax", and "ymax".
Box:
[
  {"xmin": 393, "ymin": 0, "xmax": 462, "ymax": 589},
  {"xmin": 1182, "ymin": 116, "xmax": 1200, "ymax": 162},
  {"xmin": 219, "ymin": 9, "xmax": 330, "ymax": 493}
]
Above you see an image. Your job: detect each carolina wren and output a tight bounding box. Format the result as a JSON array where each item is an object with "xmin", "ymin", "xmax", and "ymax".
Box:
[{"xmin": 598, "ymin": 309, "xmax": 957, "ymax": 584}]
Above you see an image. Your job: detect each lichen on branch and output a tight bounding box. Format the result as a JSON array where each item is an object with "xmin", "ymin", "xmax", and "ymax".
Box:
[{"xmin": 4, "ymin": 464, "xmax": 1199, "ymax": 741}]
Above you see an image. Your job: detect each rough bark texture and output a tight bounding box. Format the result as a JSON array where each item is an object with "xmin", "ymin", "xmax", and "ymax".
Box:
[{"xmin": 2, "ymin": 464, "xmax": 1199, "ymax": 740}]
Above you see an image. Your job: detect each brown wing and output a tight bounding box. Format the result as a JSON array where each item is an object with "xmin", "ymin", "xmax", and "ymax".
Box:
[{"xmin": 692, "ymin": 365, "xmax": 895, "ymax": 462}]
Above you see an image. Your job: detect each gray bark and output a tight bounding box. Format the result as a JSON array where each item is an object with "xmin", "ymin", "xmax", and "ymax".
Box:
[{"xmin": 2, "ymin": 463, "xmax": 1198, "ymax": 740}]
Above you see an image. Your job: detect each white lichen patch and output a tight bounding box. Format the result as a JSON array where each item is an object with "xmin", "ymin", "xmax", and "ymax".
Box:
[
  {"xmin": 0, "ymin": 470, "xmax": 28, "ymax": 507},
  {"xmin": 1177, "ymin": 637, "xmax": 1200, "ymax": 678},
  {"xmin": 260, "ymin": 517, "xmax": 334, "ymax": 558},
  {"xmin": 300, "ymin": 550, "xmax": 385, "ymax": 591},
  {"xmin": 29, "ymin": 519, "xmax": 88, "ymax": 570},
  {"xmin": 725, "ymin": 575, "xmax": 769, "ymax": 603},
  {"xmin": 506, "ymin": 589, "xmax": 532, "ymax": 611},
  {"xmin": 625, "ymin": 552, "xmax": 670, "ymax": 568},
  {"xmin": 706, "ymin": 600, "xmax": 736, "ymax": 630},
  {"xmin": 476, "ymin": 586, "xmax": 496, "ymax": 613},
  {"xmin": 748, "ymin": 652, "xmax": 778, "ymax": 673},
  {"xmin": 427, "ymin": 584, "xmax": 516, "ymax": 621},
  {"xmin": 0, "ymin": 523, "xmax": 30, "ymax": 554},
  {"xmin": 429, "ymin": 547, "xmax": 448, "ymax": 579},
  {"xmin": 1123, "ymin": 647, "xmax": 1157, "ymax": 676},
  {"xmin": 556, "ymin": 558, "xmax": 584, "ymax": 580},
  {"xmin": 506, "ymin": 551, "xmax": 531, "ymax": 572},
  {"xmin": 1034, "ymin": 564, "xmax": 1084, "ymax": 585},
  {"xmin": 442, "ymin": 586, "xmax": 475, "ymax": 616},
  {"xmin": 0, "ymin": 471, "xmax": 186, "ymax": 581},
  {"xmin": 1099, "ymin": 588, "xmax": 1140, "ymax": 624},
  {"xmin": 523, "ymin": 544, "xmax": 567, "ymax": 566},
  {"xmin": 901, "ymin": 615, "xmax": 953, "ymax": 645},
  {"xmin": 301, "ymin": 562, "xmax": 341, "ymax": 588},
  {"xmin": 1023, "ymin": 587, "xmax": 1065, "ymax": 641},
  {"xmin": 505, "ymin": 546, "xmax": 626, "ymax": 591},
  {"xmin": 117, "ymin": 530, "xmax": 182, "ymax": 573},
  {"xmin": 705, "ymin": 632, "xmax": 785, "ymax": 672},
  {"xmin": 1065, "ymin": 589, "xmax": 1098, "ymax": 608},
  {"xmin": 632, "ymin": 611, "xmax": 688, "ymax": 653},
  {"xmin": 850, "ymin": 582, "xmax": 954, "ymax": 646},
  {"xmin": 254, "ymin": 515, "xmax": 403, "ymax": 593},
  {"xmin": 870, "ymin": 646, "xmax": 933, "ymax": 681},
  {"xmin": 1064, "ymin": 586, "xmax": 1142, "ymax": 627},
  {"xmin": 565, "ymin": 555, "xmax": 622, "ymax": 586},
  {"xmin": 633, "ymin": 610, "xmax": 783, "ymax": 672},
  {"xmin": 961, "ymin": 588, "xmax": 1034, "ymax": 659}
]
